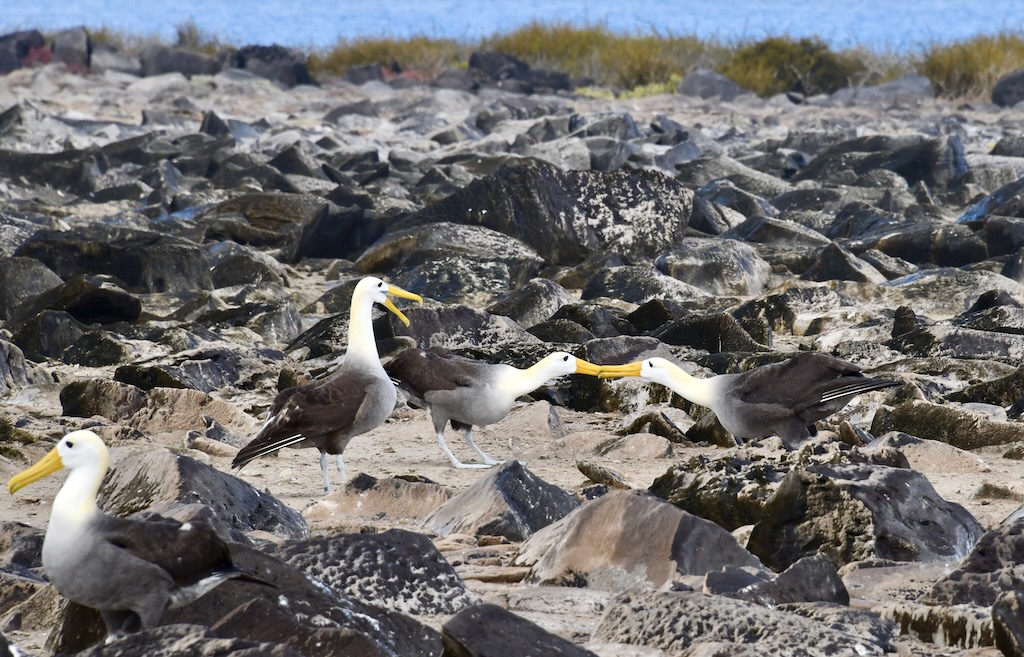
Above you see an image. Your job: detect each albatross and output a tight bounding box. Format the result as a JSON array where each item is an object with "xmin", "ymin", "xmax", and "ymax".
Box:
[
  {"xmin": 7, "ymin": 430, "xmax": 268, "ymax": 643},
  {"xmin": 599, "ymin": 351, "xmax": 900, "ymax": 448},
  {"xmin": 232, "ymin": 276, "xmax": 422, "ymax": 491},
  {"xmin": 384, "ymin": 347, "xmax": 602, "ymax": 467}
]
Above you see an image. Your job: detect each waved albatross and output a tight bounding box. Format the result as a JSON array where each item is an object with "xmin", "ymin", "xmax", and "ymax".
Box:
[
  {"xmin": 384, "ymin": 347, "xmax": 602, "ymax": 467},
  {"xmin": 599, "ymin": 351, "xmax": 900, "ymax": 448},
  {"xmin": 232, "ymin": 276, "xmax": 422, "ymax": 491},
  {"xmin": 7, "ymin": 430, "xmax": 268, "ymax": 642}
]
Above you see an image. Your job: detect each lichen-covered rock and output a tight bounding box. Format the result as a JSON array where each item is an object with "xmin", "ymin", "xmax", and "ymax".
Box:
[
  {"xmin": 654, "ymin": 238, "xmax": 772, "ymax": 296},
  {"xmin": 0, "ymin": 256, "xmax": 63, "ymax": 321},
  {"xmin": 270, "ymin": 529, "xmax": 476, "ymax": 616},
  {"xmin": 397, "ymin": 159, "xmax": 695, "ymax": 265},
  {"xmin": 747, "ymin": 464, "xmax": 983, "ymax": 571},
  {"xmin": 924, "ymin": 516, "xmax": 1024, "ymax": 607},
  {"xmin": 875, "ymin": 601, "xmax": 993, "ymax": 649},
  {"xmin": 593, "ymin": 590, "xmax": 890, "ymax": 656},
  {"xmin": 59, "ymin": 378, "xmax": 148, "ymax": 422},
  {"xmin": 582, "ymin": 265, "xmax": 710, "ymax": 304},
  {"xmin": 442, "ymin": 602, "xmax": 598, "ymax": 657},
  {"xmin": 871, "ymin": 400, "xmax": 1024, "ymax": 450},
  {"xmin": 486, "ymin": 278, "xmax": 574, "ymax": 329}
]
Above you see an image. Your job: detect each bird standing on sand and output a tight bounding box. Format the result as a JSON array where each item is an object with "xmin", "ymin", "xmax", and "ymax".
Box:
[
  {"xmin": 7, "ymin": 430, "xmax": 268, "ymax": 643},
  {"xmin": 599, "ymin": 351, "xmax": 900, "ymax": 448},
  {"xmin": 232, "ymin": 276, "xmax": 422, "ymax": 491},
  {"xmin": 384, "ymin": 347, "xmax": 603, "ymax": 467}
]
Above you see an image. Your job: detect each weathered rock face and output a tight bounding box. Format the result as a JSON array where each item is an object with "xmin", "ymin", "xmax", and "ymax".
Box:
[
  {"xmin": 422, "ymin": 461, "xmax": 578, "ymax": 541},
  {"xmin": 442, "ymin": 603, "xmax": 598, "ymax": 657},
  {"xmin": 871, "ymin": 399, "xmax": 1024, "ymax": 449},
  {"xmin": 65, "ymin": 624, "xmax": 305, "ymax": 657},
  {"xmin": 592, "ymin": 590, "xmax": 892, "ymax": 656},
  {"xmin": 397, "ymin": 159, "xmax": 696, "ymax": 265},
  {"xmin": 924, "ymin": 516, "xmax": 1024, "ymax": 607},
  {"xmin": 0, "ymin": 256, "xmax": 63, "ymax": 321},
  {"xmin": 15, "ymin": 226, "xmax": 212, "ymax": 294},
  {"xmin": 655, "ymin": 238, "xmax": 772, "ymax": 296},
  {"xmin": 747, "ymin": 464, "xmax": 983, "ymax": 571},
  {"xmin": 270, "ymin": 529, "xmax": 475, "ymax": 616},
  {"xmin": 98, "ymin": 448, "xmax": 307, "ymax": 540},
  {"xmin": 515, "ymin": 490, "xmax": 762, "ymax": 590}
]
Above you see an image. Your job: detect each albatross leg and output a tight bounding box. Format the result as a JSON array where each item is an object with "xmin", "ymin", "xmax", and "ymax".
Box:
[
  {"xmin": 319, "ymin": 451, "xmax": 332, "ymax": 492},
  {"xmin": 335, "ymin": 453, "xmax": 345, "ymax": 486},
  {"xmin": 437, "ymin": 431, "xmax": 490, "ymax": 469},
  {"xmin": 462, "ymin": 428, "xmax": 503, "ymax": 466}
]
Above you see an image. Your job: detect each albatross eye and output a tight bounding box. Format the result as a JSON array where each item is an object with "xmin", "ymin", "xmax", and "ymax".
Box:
[
  {"xmin": 377, "ymin": 281, "xmax": 383, "ymax": 288},
  {"xmin": 66, "ymin": 441, "xmax": 74, "ymax": 448},
  {"xmin": 562, "ymin": 355, "xmax": 569, "ymax": 362}
]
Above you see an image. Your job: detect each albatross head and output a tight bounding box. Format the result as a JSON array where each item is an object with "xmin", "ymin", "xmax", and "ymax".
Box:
[
  {"xmin": 533, "ymin": 352, "xmax": 603, "ymax": 378},
  {"xmin": 598, "ymin": 357, "xmax": 679, "ymax": 386},
  {"xmin": 8, "ymin": 429, "xmax": 110, "ymax": 494},
  {"xmin": 355, "ymin": 276, "xmax": 423, "ymax": 327}
]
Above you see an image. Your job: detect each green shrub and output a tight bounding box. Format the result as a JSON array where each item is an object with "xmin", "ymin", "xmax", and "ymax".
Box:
[
  {"xmin": 309, "ymin": 36, "xmax": 463, "ymax": 77},
  {"xmin": 920, "ymin": 33, "xmax": 1024, "ymax": 98},
  {"xmin": 719, "ymin": 36, "xmax": 866, "ymax": 97}
]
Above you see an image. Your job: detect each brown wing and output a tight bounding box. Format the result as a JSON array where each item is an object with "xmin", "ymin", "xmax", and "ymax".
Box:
[
  {"xmin": 92, "ymin": 513, "xmax": 234, "ymax": 587},
  {"xmin": 231, "ymin": 369, "xmax": 374, "ymax": 468},
  {"xmin": 734, "ymin": 351, "xmax": 898, "ymax": 418},
  {"xmin": 384, "ymin": 347, "xmax": 484, "ymax": 399}
]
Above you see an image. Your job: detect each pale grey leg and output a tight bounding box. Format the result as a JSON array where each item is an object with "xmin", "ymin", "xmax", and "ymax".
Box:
[
  {"xmin": 438, "ymin": 430, "xmax": 489, "ymax": 469},
  {"xmin": 319, "ymin": 451, "xmax": 332, "ymax": 492},
  {"xmin": 463, "ymin": 428, "xmax": 503, "ymax": 466},
  {"xmin": 335, "ymin": 452, "xmax": 345, "ymax": 484}
]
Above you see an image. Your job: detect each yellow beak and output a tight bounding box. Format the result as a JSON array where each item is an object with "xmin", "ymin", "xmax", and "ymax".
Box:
[
  {"xmin": 597, "ymin": 362, "xmax": 643, "ymax": 379},
  {"xmin": 574, "ymin": 359, "xmax": 603, "ymax": 376},
  {"xmin": 8, "ymin": 447, "xmax": 64, "ymax": 494},
  {"xmin": 383, "ymin": 284, "xmax": 423, "ymax": 327}
]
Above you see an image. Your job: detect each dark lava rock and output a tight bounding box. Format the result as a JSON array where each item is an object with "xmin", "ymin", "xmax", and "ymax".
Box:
[
  {"xmin": 790, "ymin": 134, "xmax": 967, "ymax": 190},
  {"xmin": 654, "ymin": 238, "xmax": 772, "ymax": 296},
  {"xmin": 442, "ymin": 603, "xmax": 597, "ymax": 657},
  {"xmin": 98, "ymin": 448, "xmax": 308, "ymax": 540},
  {"xmin": 654, "ymin": 312, "xmax": 768, "ymax": 353},
  {"xmin": 747, "ymin": 464, "xmax": 983, "ymax": 571},
  {"xmin": 422, "ymin": 460, "xmax": 578, "ymax": 541},
  {"xmin": 582, "ymin": 265, "xmax": 709, "ymax": 304},
  {"xmin": 958, "ymin": 177, "xmax": 1024, "ymax": 224},
  {"xmin": 802, "ymin": 242, "xmax": 887, "ymax": 283},
  {"xmin": 0, "ymin": 256, "xmax": 63, "ymax": 321},
  {"xmin": 10, "ymin": 310, "xmax": 88, "ymax": 361},
  {"xmin": 485, "ymin": 278, "xmax": 574, "ymax": 329},
  {"xmin": 592, "ymin": 589, "xmax": 890, "ymax": 656},
  {"xmin": 649, "ymin": 454, "xmax": 787, "ymax": 531},
  {"xmin": 66, "ymin": 623, "xmax": 305, "ymax": 657},
  {"xmin": 993, "ymin": 69, "xmax": 1024, "ymax": 108},
  {"xmin": 270, "ymin": 529, "xmax": 475, "ymax": 615},
  {"xmin": 374, "ymin": 304, "xmax": 538, "ymax": 351},
  {"xmin": 677, "ymin": 68, "xmax": 753, "ymax": 101},
  {"xmin": 10, "ymin": 273, "xmax": 141, "ymax": 327},
  {"xmin": 0, "ymin": 521, "xmax": 44, "ymax": 568},
  {"xmin": 993, "ymin": 590, "xmax": 1024, "ymax": 657},
  {"xmin": 518, "ymin": 490, "xmax": 762, "ymax": 590},
  {"xmin": 854, "ymin": 222, "xmax": 987, "ymax": 267},
  {"xmin": 733, "ymin": 285, "xmax": 847, "ymax": 336},
  {"xmin": 946, "ymin": 366, "xmax": 1024, "ymax": 407},
  {"xmin": 734, "ymin": 554, "xmax": 850, "ymax": 606},
  {"xmin": 15, "ymin": 226, "xmax": 212, "ymax": 294},
  {"xmin": 114, "ymin": 348, "xmax": 246, "ymax": 393},
  {"xmin": 0, "ymin": 30, "xmax": 46, "ymax": 75},
  {"xmin": 60, "ymin": 330, "xmax": 132, "ymax": 367},
  {"xmin": 871, "ymin": 399, "xmax": 1024, "ymax": 448},
  {"xmin": 398, "ymin": 159, "xmax": 694, "ymax": 266},
  {"xmin": 924, "ymin": 516, "xmax": 1024, "ymax": 607},
  {"xmin": 139, "ymin": 45, "xmax": 221, "ymax": 77},
  {"xmin": 60, "ymin": 378, "xmax": 147, "ymax": 422},
  {"xmin": 230, "ymin": 44, "xmax": 314, "ymax": 88}
]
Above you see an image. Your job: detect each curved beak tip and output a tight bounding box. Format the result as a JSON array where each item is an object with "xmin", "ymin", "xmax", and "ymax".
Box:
[{"xmin": 574, "ymin": 360, "xmax": 603, "ymax": 376}]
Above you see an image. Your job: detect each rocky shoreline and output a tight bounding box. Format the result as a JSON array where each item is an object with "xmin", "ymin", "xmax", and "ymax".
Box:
[{"xmin": 1, "ymin": 28, "xmax": 1024, "ymax": 657}]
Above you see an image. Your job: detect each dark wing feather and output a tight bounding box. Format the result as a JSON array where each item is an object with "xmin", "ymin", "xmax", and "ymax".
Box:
[
  {"xmin": 733, "ymin": 352, "xmax": 862, "ymax": 406},
  {"xmin": 384, "ymin": 347, "xmax": 487, "ymax": 398},
  {"xmin": 232, "ymin": 369, "xmax": 373, "ymax": 467},
  {"xmin": 93, "ymin": 514, "xmax": 234, "ymax": 587}
]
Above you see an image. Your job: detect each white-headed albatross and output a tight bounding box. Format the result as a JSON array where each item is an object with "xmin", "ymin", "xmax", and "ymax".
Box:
[
  {"xmin": 599, "ymin": 351, "xmax": 900, "ymax": 448},
  {"xmin": 7, "ymin": 430, "xmax": 268, "ymax": 643},
  {"xmin": 232, "ymin": 276, "xmax": 422, "ymax": 491},
  {"xmin": 384, "ymin": 347, "xmax": 602, "ymax": 467}
]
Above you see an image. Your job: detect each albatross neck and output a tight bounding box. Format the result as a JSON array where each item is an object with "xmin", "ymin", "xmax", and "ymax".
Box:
[
  {"xmin": 660, "ymin": 366, "xmax": 718, "ymax": 409},
  {"xmin": 51, "ymin": 460, "xmax": 105, "ymax": 529},
  {"xmin": 346, "ymin": 292, "xmax": 383, "ymax": 367},
  {"xmin": 500, "ymin": 360, "xmax": 560, "ymax": 400}
]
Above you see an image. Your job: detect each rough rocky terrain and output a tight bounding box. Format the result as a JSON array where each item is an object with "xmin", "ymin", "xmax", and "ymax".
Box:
[{"xmin": 1, "ymin": 30, "xmax": 1024, "ymax": 657}]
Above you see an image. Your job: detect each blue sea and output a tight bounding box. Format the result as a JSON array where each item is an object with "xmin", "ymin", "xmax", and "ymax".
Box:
[{"xmin": 3, "ymin": 0, "xmax": 1024, "ymax": 53}]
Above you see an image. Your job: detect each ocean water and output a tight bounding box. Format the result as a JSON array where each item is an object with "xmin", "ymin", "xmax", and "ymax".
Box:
[{"xmin": 3, "ymin": 0, "xmax": 1024, "ymax": 53}]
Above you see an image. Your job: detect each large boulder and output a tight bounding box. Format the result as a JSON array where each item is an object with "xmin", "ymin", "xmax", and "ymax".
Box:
[
  {"xmin": 747, "ymin": 464, "xmax": 983, "ymax": 571},
  {"xmin": 515, "ymin": 490, "xmax": 762, "ymax": 590}
]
